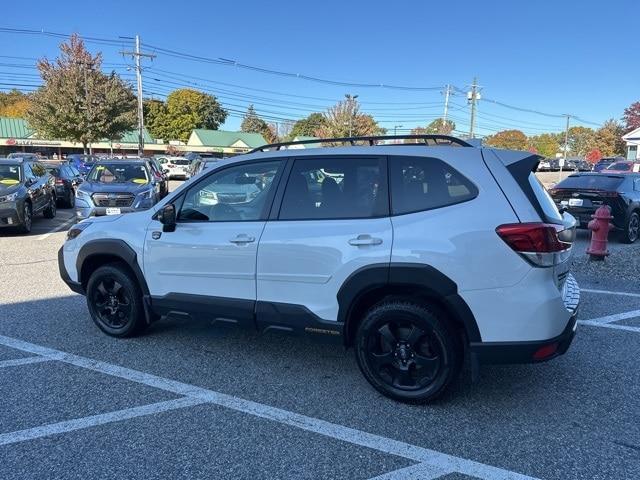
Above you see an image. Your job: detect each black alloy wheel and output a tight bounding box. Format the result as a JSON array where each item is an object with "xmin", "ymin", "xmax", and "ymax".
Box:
[
  {"xmin": 86, "ymin": 264, "xmax": 147, "ymax": 337},
  {"xmin": 43, "ymin": 195, "xmax": 56, "ymax": 218},
  {"xmin": 622, "ymin": 212, "xmax": 640, "ymax": 244},
  {"xmin": 19, "ymin": 202, "xmax": 32, "ymax": 233},
  {"xmin": 355, "ymin": 301, "xmax": 461, "ymax": 403}
]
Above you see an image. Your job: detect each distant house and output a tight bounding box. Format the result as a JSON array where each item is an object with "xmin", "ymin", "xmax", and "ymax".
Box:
[
  {"xmin": 622, "ymin": 127, "xmax": 640, "ymax": 160},
  {"xmin": 187, "ymin": 129, "xmax": 267, "ymax": 155}
]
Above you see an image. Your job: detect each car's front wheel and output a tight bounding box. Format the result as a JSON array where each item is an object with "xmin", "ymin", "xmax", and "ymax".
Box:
[
  {"xmin": 18, "ymin": 202, "xmax": 32, "ymax": 233},
  {"xmin": 355, "ymin": 300, "xmax": 462, "ymax": 403},
  {"xmin": 86, "ymin": 264, "xmax": 147, "ymax": 337},
  {"xmin": 43, "ymin": 195, "xmax": 56, "ymax": 218},
  {"xmin": 621, "ymin": 211, "xmax": 640, "ymax": 244}
]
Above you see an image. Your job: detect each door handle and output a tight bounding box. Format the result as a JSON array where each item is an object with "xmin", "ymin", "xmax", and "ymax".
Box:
[
  {"xmin": 229, "ymin": 234, "xmax": 255, "ymax": 244},
  {"xmin": 349, "ymin": 234, "xmax": 383, "ymax": 246}
]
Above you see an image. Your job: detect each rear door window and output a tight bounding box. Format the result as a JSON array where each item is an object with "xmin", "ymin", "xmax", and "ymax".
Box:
[
  {"xmin": 278, "ymin": 157, "xmax": 387, "ymax": 220},
  {"xmin": 389, "ymin": 156, "xmax": 478, "ymax": 215}
]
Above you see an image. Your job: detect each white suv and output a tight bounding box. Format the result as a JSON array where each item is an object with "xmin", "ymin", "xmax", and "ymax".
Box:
[{"xmin": 58, "ymin": 135, "xmax": 580, "ymax": 403}]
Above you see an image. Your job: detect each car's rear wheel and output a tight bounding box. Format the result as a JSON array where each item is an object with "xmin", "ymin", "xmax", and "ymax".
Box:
[
  {"xmin": 355, "ymin": 300, "xmax": 462, "ymax": 403},
  {"xmin": 18, "ymin": 202, "xmax": 32, "ymax": 233},
  {"xmin": 86, "ymin": 264, "xmax": 147, "ymax": 337},
  {"xmin": 621, "ymin": 212, "xmax": 640, "ymax": 244},
  {"xmin": 43, "ymin": 195, "xmax": 56, "ymax": 218}
]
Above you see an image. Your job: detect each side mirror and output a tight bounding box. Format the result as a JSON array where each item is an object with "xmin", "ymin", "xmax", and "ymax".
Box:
[{"xmin": 159, "ymin": 203, "xmax": 176, "ymax": 232}]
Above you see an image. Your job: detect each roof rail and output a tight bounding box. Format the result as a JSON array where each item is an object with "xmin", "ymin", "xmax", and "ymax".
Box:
[{"xmin": 249, "ymin": 134, "xmax": 474, "ymax": 153}]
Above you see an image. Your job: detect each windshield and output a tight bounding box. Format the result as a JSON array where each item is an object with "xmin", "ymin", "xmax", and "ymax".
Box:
[
  {"xmin": 87, "ymin": 163, "xmax": 149, "ymax": 184},
  {"xmin": 0, "ymin": 164, "xmax": 21, "ymax": 185},
  {"xmin": 557, "ymin": 175, "xmax": 624, "ymax": 191},
  {"xmin": 170, "ymin": 159, "xmax": 190, "ymax": 165},
  {"xmin": 607, "ymin": 162, "xmax": 631, "ymax": 171}
]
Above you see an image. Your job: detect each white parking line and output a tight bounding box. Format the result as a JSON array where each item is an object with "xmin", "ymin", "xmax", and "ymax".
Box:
[
  {"xmin": 0, "ymin": 397, "xmax": 206, "ymax": 446},
  {"xmin": 582, "ymin": 288, "xmax": 640, "ymax": 299},
  {"xmin": 579, "ymin": 309, "xmax": 640, "ymax": 324},
  {"xmin": 579, "ymin": 321, "xmax": 640, "ymax": 333},
  {"xmin": 0, "ymin": 334, "xmax": 537, "ymax": 480},
  {"xmin": 0, "ymin": 356, "xmax": 53, "ymax": 368},
  {"xmin": 36, "ymin": 217, "xmax": 76, "ymax": 241},
  {"xmin": 367, "ymin": 462, "xmax": 449, "ymax": 479}
]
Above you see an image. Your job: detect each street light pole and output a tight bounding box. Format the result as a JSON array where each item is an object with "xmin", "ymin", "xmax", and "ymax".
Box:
[
  {"xmin": 560, "ymin": 115, "xmax": 571, "ymax": 182},
  {"xmin": 345, "ymin": 94, "xmax": 358, "ymax": 137}
]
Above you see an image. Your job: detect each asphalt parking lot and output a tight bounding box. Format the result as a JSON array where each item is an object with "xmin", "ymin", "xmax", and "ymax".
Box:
[{"xmin": 0, "ymin": 181, "xmax": 639, "ymax": 480}]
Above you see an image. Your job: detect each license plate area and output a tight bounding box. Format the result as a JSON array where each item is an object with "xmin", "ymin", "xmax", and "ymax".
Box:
[
  {"xmin": 105, "ymin": 207, "xmax": 121, "ymax": 215},
  {"xmin": 568, "ymin": 198, "xmax": 583, "ymax": 207}
]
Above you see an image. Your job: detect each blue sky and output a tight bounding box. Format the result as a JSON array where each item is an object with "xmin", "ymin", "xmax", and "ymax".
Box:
[{"xmin": 0, "ymin": 0, "xmax": 637, "ymax": 136}]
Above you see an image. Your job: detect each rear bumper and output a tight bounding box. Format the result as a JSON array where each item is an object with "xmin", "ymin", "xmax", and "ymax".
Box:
[
  {"xmin": 58, "ymin": 246, "xmax": 84, "ymax": 295},
  {"xmin": 470, "ymin": 274, "xmax": 580, "ymax": 364}
]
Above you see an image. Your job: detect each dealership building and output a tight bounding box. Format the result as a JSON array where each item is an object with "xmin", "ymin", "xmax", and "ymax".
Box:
[{"xmin": 0, "ymin": 117, "xmax": 266, "ymax": 158}]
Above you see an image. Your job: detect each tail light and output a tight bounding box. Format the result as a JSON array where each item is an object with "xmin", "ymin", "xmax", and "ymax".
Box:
[
  {"xmin": 55, "ymin": 179, "xmax": 64, "ymax": 185},
  {"xmin": 496, "ymin": 223, "xmax": 572, "ymax": 267}
]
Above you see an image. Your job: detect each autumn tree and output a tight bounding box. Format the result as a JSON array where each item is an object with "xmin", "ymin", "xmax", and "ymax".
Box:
[
  {"xmin": 566, "ymin": 126, "xmax": 595, "ymax": 156},
  {"xmin": 623, "ymin": 101, "xmax": 640, "ymax": 132},
  {"xmin": 151, "ymin": 89, "xmax": 227, "ymax": 142},
  {"xmin": 485, "ymin": 129, "xmax": 529, "ymax": 150},
  {"xmin": 529, "ymin": 133, "xmax": 560, "ymax": 158},
  {"xmin": 0, "ymin": 90, "xmax": 30, "ymax": 117},
  {"xmin": 594, "ymin": 119, "xmax": 625, "ymax": 157},
  {"xmin": 27, "ymin": 34, "xmax": 136, "ymax": 152},
  {"xmin": 585, "ymin": 148, "xmax": 602, "ymax": 163},
  {"xmin": 425, "ymin": 118, "xmax": 456, "ymax": 134},
  {"xmin": 290, "ymin": 112, "xmax": 326, "ymax": 138},
  {"xmin": 317, "ymin": 94, "xmax": 383, "ymax": 138}
]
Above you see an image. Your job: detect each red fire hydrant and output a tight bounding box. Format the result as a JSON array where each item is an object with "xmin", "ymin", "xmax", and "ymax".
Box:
[{"xmin": 586, "ymin": 205, "xmax": 613, "ymax": 261}]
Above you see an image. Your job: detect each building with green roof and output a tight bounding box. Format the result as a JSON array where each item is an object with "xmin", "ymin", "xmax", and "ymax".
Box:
[{"xmin": 187, "ymin": 129, "xmax": 267, "ymax": 154}]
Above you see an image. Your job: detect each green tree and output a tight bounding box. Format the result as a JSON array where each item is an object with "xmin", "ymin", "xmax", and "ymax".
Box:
[
  {"xmin": 241, "ymin": 105, "xmax": 269, "ymax": 134},
  {"xmin": 152, "ymin": 89, "xmax": 227, "ymax": 142},
  {"xmin": 317, "ymin": 94, "xmax": 383, "ymax": 138},
  {"xmin": 143, "ymin": 98, "xmax": 167, "ymax": 139},
  {"xmin": 289, "ymin": 112, "xmax": 326, "ymax": 138},
  {"xmin": 425, "ymin": 118, "xmax": 456, "ymax": 134},
  {"xmin": 485, "ymin": 129, "xmax": 529, "ymax": 150},
  {"xmin": 529, "ymin": 133, "xmax": 560, "ymax": 158},
  {"xmin": 593, "ymin": 119, "xmax": 625, "ymax": 157},
  {"xmin": 566, "ymin": 126, "xmax": 595, "ymax": 156},
  {"xmin": 27, "ymin": 34, "xmax": 136, "ymax": 152}
]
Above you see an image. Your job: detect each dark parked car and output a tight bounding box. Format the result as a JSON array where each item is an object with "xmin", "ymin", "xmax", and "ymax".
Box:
[
  {"xmin": 593, "ymin": 156, "xmax": 624, "ymax": 172},
  {"xmin": 549, "ymin": 173, "xmax": 640, "ymax": 243},
  {"xmin": 604, "ymin": 161, "xmax": 640, "ymax": 174},
  {"xmin": 42, "ymin": 162, "xmax": 83, "ymax": 208},
  {"xmin": 0, "ymin": 157, "xmax": 57, "ymax": 233},
  {"xmin": 74, "ymin": 159, "xmax": 161, "ymax": 219},
  {"xmin": 66, "ymin": 154, "xmax": 99, "ymax": 176},
  {"xmin": 145, "ymin": 157, "xmax": 169, "ymax": 198}
]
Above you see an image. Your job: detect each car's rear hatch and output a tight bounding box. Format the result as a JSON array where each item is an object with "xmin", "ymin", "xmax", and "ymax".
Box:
[{"xmin": 549, "ymin": 175, "xmax": 626, "ymax": 227}]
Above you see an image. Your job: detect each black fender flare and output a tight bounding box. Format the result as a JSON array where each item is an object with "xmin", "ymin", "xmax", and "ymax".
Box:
[
  {"xmin": 76, "ymin": 239, "xmax": 150, "ymax": 296},
  {"xmin": 337, "ymin": 262, "xmax": 481, "ymax": 343}
]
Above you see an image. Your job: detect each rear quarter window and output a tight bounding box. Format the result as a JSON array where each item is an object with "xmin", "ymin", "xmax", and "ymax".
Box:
[
  {"xmin": 389, "ymin": 156, "xmax": 478, "ymax": 215},
  {"xmin": 529, "ymin": 173, "xmax": 562, "ymax": 222}
]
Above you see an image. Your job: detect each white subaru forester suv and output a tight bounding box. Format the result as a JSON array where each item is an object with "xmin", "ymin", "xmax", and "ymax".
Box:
[{"xmin": 58, "ymin": 135, "xmax": 580, "ymax": 403}]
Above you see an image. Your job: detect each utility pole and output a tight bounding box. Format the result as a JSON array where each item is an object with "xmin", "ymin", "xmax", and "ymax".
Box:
[
  {"xmin": 467, "ymin": 78, "xmax": 481, "ymax": 138},
  {"xmin": 121, "ymin": 35, "xmax": 156, "ymax": 156},
  {"xmin": 560, "ymin": 115, "xmax": 571, "ymax": 182},
  {"xmin": 345, "ymin": 94, "xmax": 359, "ymax": 137},
  {"xmin": 442, "ymin": 84, "xmax": 451, "ymax": 133}
]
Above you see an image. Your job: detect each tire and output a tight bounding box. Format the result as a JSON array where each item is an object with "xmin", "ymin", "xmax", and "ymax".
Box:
[
  {"xmin": 621, "ymin": 212, "xmax": 640, "ymax": 244},
  {"xmin": 86, "ymin": 264, "xmax": 147, "ymax": 338},
  {"xmin": 18, "ymin": 202, "xmax": 32, "ymax": 234},
  {"xmin": 355, "ymin": 300, "xmax": 462, "ymax": 403},
  {"xmin": 43, "ymin": 195, "xmax": 56, "ymax": 218},
  {"xmin": 66, "ymin": 190, "xmax": 75, "ymax": 209}
]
